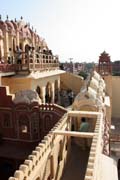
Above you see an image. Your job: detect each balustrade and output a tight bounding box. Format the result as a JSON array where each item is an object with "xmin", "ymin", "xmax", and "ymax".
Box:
[
  {"xmin": 0, "ymin": 53, "xmax": 59, "ymax": 74},
  {"xmin": 0, "ymin": 64, "xmax": 16, "ymax": 73}
]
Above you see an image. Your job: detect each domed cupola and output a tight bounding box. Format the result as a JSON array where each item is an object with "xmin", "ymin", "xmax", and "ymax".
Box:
[
  {"xmin": 0, "ymin": 15, "xmax": 8, "ymax": 32},
  {"xmin": 5, "ymin": 15, "xmax": 15, "ymax": 35}
]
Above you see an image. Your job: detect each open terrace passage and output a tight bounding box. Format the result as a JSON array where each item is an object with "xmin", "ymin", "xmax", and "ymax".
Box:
[
  {"xmin": 53, "ymin": 111, "xmax": 101, "ymax": 180},
  {"xmin": 8, "ymin": 110, "xmax": 104, "ymax": 180}
]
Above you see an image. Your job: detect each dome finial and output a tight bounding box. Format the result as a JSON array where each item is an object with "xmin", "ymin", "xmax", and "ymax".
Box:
[
  {"xmin": 21, "ymin": 16, "xmax": 23, "ymax": 20},
  {"xmin": 0, "ymin": 15, "xmax": 1, "ymax": 20}
]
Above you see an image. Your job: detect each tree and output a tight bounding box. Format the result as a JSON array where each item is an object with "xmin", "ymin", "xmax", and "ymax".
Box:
[{"xmin": 78, "ymin": 71, "xmax": 88, "ymax": 80}]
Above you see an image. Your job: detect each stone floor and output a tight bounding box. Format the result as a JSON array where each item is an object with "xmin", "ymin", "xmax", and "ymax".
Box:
[
  {"xmin": 61, "ymin": 140, "xmax": 90, "ymax": 180},
  {"xmin": 111, "ymin": 118, "xmax": 120, "ymax": 134}
]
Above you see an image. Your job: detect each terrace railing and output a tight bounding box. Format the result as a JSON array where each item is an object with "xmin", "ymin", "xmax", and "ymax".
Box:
[{"xmin": 0, "ymin": 53, "xmax": 59, "ymax": 75}]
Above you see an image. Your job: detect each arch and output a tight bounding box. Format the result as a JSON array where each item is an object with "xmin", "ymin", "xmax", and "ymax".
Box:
[
  {"xmin": 3, "ymin": 113, "xmax": 11, "ymax": 128},
  {"xmin": 18, "ymin": 114, "xmax": 30, "ymax": 140},
  {"xmin": 45, "ymin": 82, "xmax": 52, "ymax": 103},
  {"xmin": 19, "ymin": 42, "xmax": 23, "ymax": 50},
  {"xmin": 35, "ymin": 177, "xmax": 40, "ymax": 180},
  {"xmin": 25, "ymin": 44, "xmax": 30, "ymax": 53},
  {"xmin": 44, "ymin": 115, "xmax": 52, "ymax": 131},
  {"xmin": 13, "ymin": 39, "xmax": 15, "ymax": 52},
  {"xmin": 36, "ymin": 86, "xmax": 42, "ymax": 101},
  {"xmin": 24, "ymin": 44, "xmax": 30, "ymax": 63}
]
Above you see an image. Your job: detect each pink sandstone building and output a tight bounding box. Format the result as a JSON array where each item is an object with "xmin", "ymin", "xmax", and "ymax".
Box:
[{"xmin": 0, "ymin": 16, "xmax": 119, "ymax": 180}]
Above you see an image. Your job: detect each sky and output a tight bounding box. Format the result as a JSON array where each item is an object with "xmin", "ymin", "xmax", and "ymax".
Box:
[{"xmin": 0, "ymin": 0, "xmax": 120, "ymax": 63}]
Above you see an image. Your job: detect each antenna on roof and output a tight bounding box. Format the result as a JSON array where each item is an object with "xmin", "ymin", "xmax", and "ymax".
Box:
[{"xmin": 6, "ymin": 15, "xmax": 9, "ymax": 20}]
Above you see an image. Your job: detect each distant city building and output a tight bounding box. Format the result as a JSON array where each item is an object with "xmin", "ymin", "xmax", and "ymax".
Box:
[
  {"xmin": 60, "ymin": 61, "xmax": 85, "ymax": 74},
  {"xmin": 112, "ymin": 61, "xmax": 120, "ymax": 75}
]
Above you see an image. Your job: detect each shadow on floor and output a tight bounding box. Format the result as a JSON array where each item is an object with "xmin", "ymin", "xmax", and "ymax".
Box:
[{"xmin": 61, "ymin": 141, "xmax": 90, "ymax": 180}]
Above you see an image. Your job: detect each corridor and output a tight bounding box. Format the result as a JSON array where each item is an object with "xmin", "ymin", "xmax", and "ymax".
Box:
[{"xmin": 61, "ymin": 140, "xmax": 90, "ymax": 180}]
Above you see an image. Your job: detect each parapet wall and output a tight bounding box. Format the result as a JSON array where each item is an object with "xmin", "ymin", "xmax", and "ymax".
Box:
[
  {"xmin": 60, "ymin": 72, "xmax": 84, "ymax": 94},
  {"xmin": 112, "ymin": 76, "xmax": 120, "ymax": 118},
  {"xmin": 85, "ymin": 112, "xmax": 103, "ymax": 180},
  {"xmin": 9, "ymin": 113, "xmax": 71, "ymax": 180},
  {"xmin": 0, "ymin": 86, "xmax": 67, "ymax": 141}
]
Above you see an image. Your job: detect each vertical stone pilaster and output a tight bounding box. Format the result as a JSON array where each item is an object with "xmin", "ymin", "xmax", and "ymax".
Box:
[
  {"xmin": 33, "ymin": 48, "xmax": 35, "ymax": 71},
  {"xmin": 0, "ymin": 39, "xmax": 4, "ymax": 58},
  {"xmin": 4, "ymin": 31, "xmax": 9, "ymax": 61},
  {"xmin": 42, "ymin": 86, "xmax": 46, "ymax": 104},
  {"xmin": 51, "ymin": 82, "xmax": 55, "ymax": 103},
  {"xmin": 16, "ymin": 30, "xmax": 19, "ymax": 47},
  {"xmin": 57, "ymin": 78, "xmax": 60, "ymax": 104},
  {"xmin": 32, "ymin": 34, "xmax": 35, "ymax": 48}
]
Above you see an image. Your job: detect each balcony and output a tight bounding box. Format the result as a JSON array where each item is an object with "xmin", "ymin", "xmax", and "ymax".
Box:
[
  {"xmin": 0, "ymin": 53, "xmax": 59, "ymax": 76},
  {"xmin": 0, "ymin": 64, "xmax": 16, "ymax": 76}
]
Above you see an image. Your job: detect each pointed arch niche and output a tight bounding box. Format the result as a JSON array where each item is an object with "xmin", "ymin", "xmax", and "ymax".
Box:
[{"xmin": 45, "ymin": 82, "xmax": 52, "ymax": 103}]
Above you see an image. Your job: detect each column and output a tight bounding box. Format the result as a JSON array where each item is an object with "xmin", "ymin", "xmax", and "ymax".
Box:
[
  {"xmin": 16, "ymin": 30, "xmax": 19, "ymax": 47},
  {"xmin": 42, "ymin": 86, "xmax": 46, "ymax": 104},
  {"xmin": 0, "ymin": 39, "xmax": 4, "ymax": 58},
  {"xmin": 4, "ymin": 31, "xmax": 9, "ymax": 61},
  {"xmin": 22, "ymin": 42, "xmax": 26, "ymax": 64},
  {"xmin": 51, "ymin": 82, "xmax": 55, "ymax": 103},
  {"xmin": 57, "ymin": 79, "xmax": 60, "ymax": 104},
  {"xmin": 33, "ymin": 48, "xmax": 35, "ymax": 71}
]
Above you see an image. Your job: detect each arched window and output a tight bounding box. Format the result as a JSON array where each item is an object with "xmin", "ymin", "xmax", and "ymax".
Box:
[
  {"xmin": 21, "ymin": 125, "xmax": 28, "ymax": 133},
  {"xmin": 31, "ymin": 112, "xmax": 39, "ymax": 133},
  {"xmin": 13, "ymin": 39, "xmax": 15, "ymax": 52},
  {"xmin": 19, "ymin": 115, "xmax": 29, "ymax": 133},
  {"xmin": 3, "ymin": 113, "xmax": 11, "ymax": 128},
  {"xmin": 36, "ymin": 86, "xmax": 40, "ymax": 96}
]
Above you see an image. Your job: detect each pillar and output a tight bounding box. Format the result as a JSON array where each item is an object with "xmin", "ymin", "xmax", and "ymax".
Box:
[
  {"xmin": 0, "ymin": 39, "xmax": 4, "ymax": 58},
  {"xmin": 42, "ymin": 86, "xmax": 46, "ymax": 104},
  {"xmin": 51, "ymin": 82, "xmax": 55, "ymax": 103},
  {"xmin": 16, "ymin": 30, "xmax": 19, "ymax": 47},
  {"xmin": 57, "ymin": 79, "xmax": 60, "ymax": 104},
  {"xmin": 33, "ymin": 48, "xmax": 35, "ymax": 71},
  {"xmin": 4, "ymin": 31, "xmax": 9, "ymax": 61}
]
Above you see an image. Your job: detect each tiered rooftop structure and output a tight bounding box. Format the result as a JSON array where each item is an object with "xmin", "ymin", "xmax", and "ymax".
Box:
[
  {"xmin": 0, "ymin": 15, "xmax": 59, "ymax": 76},
  {"xmin": 0, "ymin": 16, "xmax": 119, "ymax": 180},
  {"xmin": 98, "ymin": 51, "xmax": 112, "ymax": 75},
  {"xmin": 0, "ymin": 16, "xmax": 65, "ymax": 105}
]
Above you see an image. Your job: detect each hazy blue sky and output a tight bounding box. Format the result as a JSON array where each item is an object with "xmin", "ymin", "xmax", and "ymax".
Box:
[{"xmin": 0, "ymin": 0, "xmax": 120, "ymax": 62}]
